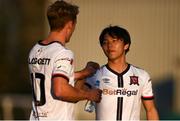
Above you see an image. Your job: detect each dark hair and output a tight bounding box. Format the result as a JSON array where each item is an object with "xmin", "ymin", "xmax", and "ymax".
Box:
[
  {"xmin": 47, "ymin": 0, "xmax": 79, "ymax": 31},
  {"xmin": 99, "ymin": 25, "xmax": 131, "ymax": 53}
]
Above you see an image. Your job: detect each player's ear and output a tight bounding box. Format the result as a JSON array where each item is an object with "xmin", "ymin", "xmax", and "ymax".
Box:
[
  {"xmin": 64, "ymin": 21, "xmax": 73, "ymax": 34},
  {"xmin": 124, "ymin": 43, "xmax": 129, "ymax": 50},
  {"xmin": 67, "ymin": 21, "xmax": 74, "ymax": 29},
  {"xmin": 64, "ymin": 21, "xmax": 72, "ymax": 30}
]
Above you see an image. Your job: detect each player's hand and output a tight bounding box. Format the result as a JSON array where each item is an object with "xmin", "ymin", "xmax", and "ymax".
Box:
[
  {"xmin": 88, "ymin": 88, "xmax": 102, "ymax": 103},
  {"xmin": 85, "ymin": 61, "xmax": 100, "ymax": 76},
  {"xmin": 74, "ymin": 61, "xmax": 100, "ymax": 81}
]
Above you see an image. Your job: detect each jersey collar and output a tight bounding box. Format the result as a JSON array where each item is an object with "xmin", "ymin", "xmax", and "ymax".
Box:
[
  {"xmin": 105, "ymin": 64, "xmax": 130, "ymax": 76},
  {"xmin": 38, "ymin": 40, "xmax": 63, "ymax": 46}
]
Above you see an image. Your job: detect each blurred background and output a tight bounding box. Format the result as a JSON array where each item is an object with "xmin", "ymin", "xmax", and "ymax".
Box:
[{"xmin": 0, "ymin": 0, "xmax": 180, "ymax": 120}]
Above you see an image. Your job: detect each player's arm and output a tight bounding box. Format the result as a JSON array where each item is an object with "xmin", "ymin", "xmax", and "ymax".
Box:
[
  {"xmin": 141, "ymin": 72, "xmax": 159, "ymax": 120},
  {"xmin": 51, "ymin": 76, "xmax": 102, "ymax": 103},
  {"xmin": 74, "ymin": 61, "xmax": 99, "ymax": 90},
  {"xmin": 142, "ymin": 99, "xmax": 159, "ymax": 120},
  {"xmin": 74, "ymin": 61, "xmax": 100, "ymax": 80},
  {"xmin": 74, "ymin": 79, "xmax": 92, "ymax": 92}
]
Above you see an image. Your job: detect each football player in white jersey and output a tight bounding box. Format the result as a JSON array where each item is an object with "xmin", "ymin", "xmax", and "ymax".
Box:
[
  {"xmin": 28, "ymin": 1, "xmax": 102, "ymax": 120},
  {"xmin": 85, "ymin": 25, "xmax": 159, "ymax": 120}
]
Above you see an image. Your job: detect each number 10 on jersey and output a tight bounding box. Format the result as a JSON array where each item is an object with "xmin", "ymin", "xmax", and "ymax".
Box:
[{"xmin": 31, "ymin": 73, "xmax": 46, "ymax": 106}]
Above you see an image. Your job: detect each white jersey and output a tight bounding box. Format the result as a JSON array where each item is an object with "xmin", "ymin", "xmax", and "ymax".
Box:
[
  {"xmin": 28, "ymin": 41, "xmax": 75, "ymax": 120},
  {"xmin": 86, "ymin": 64, "xmax": 154, "ymax": 120}
]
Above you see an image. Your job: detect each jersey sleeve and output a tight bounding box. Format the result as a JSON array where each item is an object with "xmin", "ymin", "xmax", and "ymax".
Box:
[
  {"xmin": 141, "ymin": 72, "xmax": 154, "ymax": 100},
  {"xmin": 52, "ymin": 50, "xmax": 74, "ymax": 81}
]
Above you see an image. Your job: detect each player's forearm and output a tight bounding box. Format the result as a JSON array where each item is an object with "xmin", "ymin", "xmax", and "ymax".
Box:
[
  {"xmin": 143, "ymin": 99, "xmax": 159, "ymax": 120},
  {"xmin": 74, "ymin": 79, "xmax": 91, "ymax": 91},
  {"xmin": 53, "ymin": 86, "xmax": 88, "ymax": 103},
  {"xmin": 53, "ymin": 85, "xmax": 98, "ymax": 103},
  {"xmin": 74, "ymin": 70, "xmax": 86, "ymax": 80},
  {"xmin": 63, "ymin": 90, "xmax": 91, "ymax": 103},
  {"xmin": 146, "ymin": 108, "xmax": 159, "ymax": 120},
  {"xmin": 74, "ymin": 69, "xmax": 92, "ymax": 80}
]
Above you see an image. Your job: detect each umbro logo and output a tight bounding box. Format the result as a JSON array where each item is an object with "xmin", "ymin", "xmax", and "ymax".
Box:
[{"xmin": 102, "ymin": 78, "xmax": 110, "ymax": 83}]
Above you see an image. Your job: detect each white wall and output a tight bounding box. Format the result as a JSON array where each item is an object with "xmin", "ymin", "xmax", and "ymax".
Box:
[
  {"xmin": 47, "ymin": 0, "xmax": 180, "ymax": 119},
  {"xmin": 66, "ymin": 0, "xmax": 180, "ymax": 78}
]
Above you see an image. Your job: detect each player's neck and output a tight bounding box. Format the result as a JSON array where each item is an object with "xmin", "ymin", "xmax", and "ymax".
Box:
[
  {"xmin": 107, "ymin": 57, "xmax": 128, "ymax": 74},
  {"xmin": 43, "ymin": 31, "xmax": 66, "ymax": 46}
]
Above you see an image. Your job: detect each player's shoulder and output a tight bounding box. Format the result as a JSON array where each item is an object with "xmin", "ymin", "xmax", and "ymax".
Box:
[
  {"xmin": 30, "ymin": 40, "xmax": 73, "ymax": 57},
  {"xmin": 96, "ymin": 65, "xmax": 106, "ymax": 72},
  {"xmin": 30, "ymin": 40, "xmax": 63, "ymax": 50},
  {"xmin": 29, "ymin": 41, "xmax": 41, "ymax": 55},
  {"xmin": 46, "ymin": 41, "xmax": 72, "ymax": 52},
  {"xmin": 42, "ymin": 41, "xmax": 73, "ymax": 55},
  {"xmin": 130, "ymin": 64, "xmax": 150, "ymax": 77},
  {"xmin": 94, "ymin": 65, "xmax": 107, "ymax": 76},
  {"xmin": 99, "ymin": 65, "xmax": 106, "ymax": 70}
]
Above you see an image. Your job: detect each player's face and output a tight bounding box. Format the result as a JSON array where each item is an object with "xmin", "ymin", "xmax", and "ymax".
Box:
[{"xmin": 101, "ymin": 34, "xmax": 129, "ymax": 61}]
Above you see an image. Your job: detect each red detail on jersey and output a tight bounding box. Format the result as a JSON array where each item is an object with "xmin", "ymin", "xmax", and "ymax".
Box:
[
  {"xmin": 130, "ymin": 76, "xmax": 139, "ymax": 86},
  {"xmin": 52, "ymin": 73, "xmax": 69, "ymax": 82},
  {"xmin": 141, "ymin": 96, "xmax": 154, "ymax": 100}
]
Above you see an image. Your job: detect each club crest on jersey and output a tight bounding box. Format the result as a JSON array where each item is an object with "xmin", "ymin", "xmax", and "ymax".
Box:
[{"xmin": 130, "ymin": 76, "xmax": 139, "ymax": 86}]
